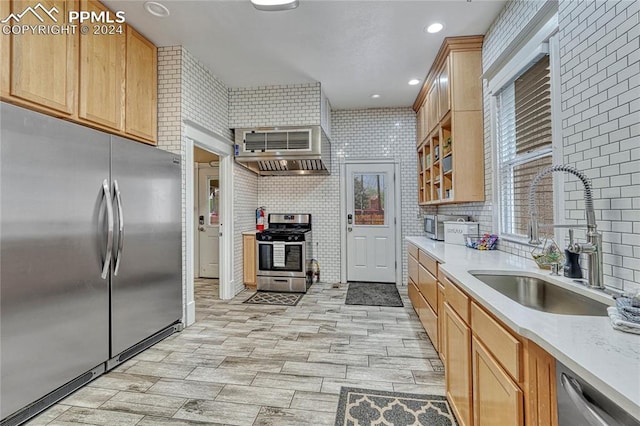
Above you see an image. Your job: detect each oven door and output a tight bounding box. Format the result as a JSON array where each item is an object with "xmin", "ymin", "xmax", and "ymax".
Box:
[{"xmin": 257, "ymin": 241, "xmax": 306, "ymax": 278}]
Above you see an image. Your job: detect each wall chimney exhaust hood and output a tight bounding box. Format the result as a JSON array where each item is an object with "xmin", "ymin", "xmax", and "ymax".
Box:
[{"xmin": 234, "ymin": 126, "xmax": 331, "ymax": 176}]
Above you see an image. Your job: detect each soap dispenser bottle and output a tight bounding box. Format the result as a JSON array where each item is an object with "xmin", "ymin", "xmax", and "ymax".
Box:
[{"xmin": 564, "ymin": 229, "xmax": 583, "ymax": 279}]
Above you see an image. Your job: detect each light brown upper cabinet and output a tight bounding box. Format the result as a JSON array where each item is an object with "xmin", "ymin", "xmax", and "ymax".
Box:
[
  {"xmin": 413, "ymin": 36, "xmax": 485, "ymax": 205},
  {"xmin": 438, "ymin": 59, "xmax": 450, "ymax": 121},
  {"xmin": 79, "ymin": 0, "xmax": 126, "ymax": 131},
  {"xmin": 1, "ymin": 0, "xmax": 157, "ymax": 145},
  {"xmin": 1, "ymin": 0, "xmax": 10, "ymax": 97},
  {"xmin": 125, "ymin": 27, "xmax": 157, "ymax": 144},
  {"xmin": 9, "ymin": 0, "xmax": 78, "ymax": 115}
]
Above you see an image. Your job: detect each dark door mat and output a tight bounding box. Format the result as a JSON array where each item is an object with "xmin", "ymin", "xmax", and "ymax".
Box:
[
  {"xmin": 335, "ymin": 387, "xmax": 457, "ymax": 426},
  {"xmin": 345, "ymin": 282, "xmax": 404, "ymax": 307},
  {"xmin": 243, "ymin": 291, "xmax": 303, "ymax": 306}
]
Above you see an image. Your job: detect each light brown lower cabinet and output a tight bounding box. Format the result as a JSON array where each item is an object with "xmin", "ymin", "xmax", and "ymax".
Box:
[
  {"xmin": 472, "ymin": 337, "xmax": 524, "ymax": 426},
  {"xmin": 243, "ymin": 234, "xmax": 256, "ymax": 287},
  {"xmin": 524, "ymin": 340, "xmax": 558, "ymax": 426},
  {"xmin": 444, "ymin": 302, "xmax": 472, "ymax": 426},
  {"xmin": 437, "ymin": 282, "xmax": 446, "ymax": 361},
  {"xmin": 406, "ymin": 245, "xmax": 557, "ymax": 426}
]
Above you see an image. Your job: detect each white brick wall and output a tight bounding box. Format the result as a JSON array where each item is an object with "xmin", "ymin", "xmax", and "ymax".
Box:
[
  {"xmin": 157, "ymin": 46, "xmax": 182, "ymax": 154},
  {"xmin": 229, "ymin": 83, "xmax": 322, "ymax": 128},
  {"xmin": 157, "ymin": 46, "xmax": 186, "ymax": 316},
  {"xmin": 157, "ymin": 46, "xmax": 258, "ymax": 299},
  {"xmin": 439, "ymin": 0, "xmax": 640, "ymax": 292},
  {"xmin": 257, "ymin": 108, "xmax": 422, "ymax": 284},
  {"xmin": 559, "ymin": 0, "xmax": 640, "ymax": 292},
  {"xmin": 182, "ymin": 50, "xmax": 233, "ymax": 142}
]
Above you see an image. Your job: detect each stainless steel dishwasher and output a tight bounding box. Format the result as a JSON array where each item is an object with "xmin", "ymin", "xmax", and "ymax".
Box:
[{"xmin": 556, "ymin": 361, "xmax": 640, "ymax": 426}]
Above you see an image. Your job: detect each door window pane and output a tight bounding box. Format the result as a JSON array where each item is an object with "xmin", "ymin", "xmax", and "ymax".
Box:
[
  {"xmin": 208, "ymin": 178, "xmax": 219, "ymax": 225},
  {"xmin": 353, "ymin": 174, "xmax": 385, "ymax": 225}
]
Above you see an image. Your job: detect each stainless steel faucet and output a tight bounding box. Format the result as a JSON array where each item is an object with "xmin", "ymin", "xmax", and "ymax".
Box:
[{"xmin": 528, "ymin": 164, "xmax": 605, "ymax": 290}]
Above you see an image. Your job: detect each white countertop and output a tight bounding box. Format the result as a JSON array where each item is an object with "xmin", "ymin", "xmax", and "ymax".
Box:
[{"xmin": 406, "ymin": 236, "xmax": 640, "ymax": 420}]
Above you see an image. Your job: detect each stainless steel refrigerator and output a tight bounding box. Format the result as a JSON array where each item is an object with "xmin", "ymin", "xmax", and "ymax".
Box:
[{"xmin": 0, "ymin": 103, "xmax": 182, "ymax": 425}]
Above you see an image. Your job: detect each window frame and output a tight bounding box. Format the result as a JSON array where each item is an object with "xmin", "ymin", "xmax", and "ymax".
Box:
[{"xmin": 488, "ymin": 17, "xmax": 564, "ymax": 245}]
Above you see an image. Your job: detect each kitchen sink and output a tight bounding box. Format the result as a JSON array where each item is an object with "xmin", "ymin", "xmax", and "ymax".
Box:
[{"xmin": 470, "ymin": 272, "xmax": 610, "ymax": 316}]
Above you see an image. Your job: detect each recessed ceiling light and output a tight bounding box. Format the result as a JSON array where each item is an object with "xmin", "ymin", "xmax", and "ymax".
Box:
[
  {"xmin": 426, "ymin": 23, "xmax": 444, "ymax": 33},
  {"xmin": 144, "ymin": 1, "xmax": 170, "ymax": 17},
  {"xmin": 408, "ymin": 79, "xmax": 421, "ymax": 86},
  {"xmin": 251, "ymin": 0, "xmax": 299, "ymax": 11},
  {"xmin": 371, "ymin": 94, "xmax": 381, "ymax": 99}
]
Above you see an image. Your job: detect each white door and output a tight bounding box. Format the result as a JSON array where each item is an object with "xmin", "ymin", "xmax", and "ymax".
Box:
[
  {"xmin": 198, "ymin": 167, "xmax": 220, "ymax": 278},
  {"xmin": 346, "ymin": 163, "xmax": 396, "ymax": 282}
]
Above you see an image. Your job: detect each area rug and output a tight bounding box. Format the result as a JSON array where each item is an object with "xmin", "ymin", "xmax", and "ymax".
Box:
[
  {"xmin": 243, "ymin": 291, "xmax": 303, "ymax": 306},
  {"xmin": 335, "ymin": 387, "xmax": 457, "ymax": 426},
  {"xmin": 345, "ymin": 282, "xmax": 404, "ymax": 307}
]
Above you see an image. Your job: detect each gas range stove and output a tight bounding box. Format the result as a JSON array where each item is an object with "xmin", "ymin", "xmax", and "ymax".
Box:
[{"xmin": 255, "ymin": 213, "xmax": 314, "ymax": 293}]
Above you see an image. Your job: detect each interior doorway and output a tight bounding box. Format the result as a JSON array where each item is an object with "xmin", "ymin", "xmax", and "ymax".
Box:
[
  {"xmin": 194, "ymin": 147, "xmax": 220, "ymax": 279},
  {"xmin": 184, "ymin": 123, "xmax": 235, "ymax": 327}
]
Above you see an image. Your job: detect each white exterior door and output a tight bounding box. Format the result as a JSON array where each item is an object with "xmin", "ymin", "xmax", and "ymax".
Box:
[
  {"xmin": 198, "ymin": 167, "xmax": 219, "ymax": 278},
  {"xmin": 346, "ymin": 163, "xmax": 396, "ymax": 282}
]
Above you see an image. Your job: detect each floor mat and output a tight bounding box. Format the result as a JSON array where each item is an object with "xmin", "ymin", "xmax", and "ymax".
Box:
[
  {"xmin": 345, "ymin": 282, "xmax": 404, "ymax": 307},
  {"xmin": 243, "ymin": 291, "xmax": 303, "ymax": 306},
  {"xmin": 335, "ymin": 387, "xmax": 457, "ymax": 426}
]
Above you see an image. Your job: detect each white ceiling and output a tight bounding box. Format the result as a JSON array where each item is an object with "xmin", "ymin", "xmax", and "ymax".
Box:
[{"xmin": 102, "ymin": 0, "xmax": 507, "ymax": 109}]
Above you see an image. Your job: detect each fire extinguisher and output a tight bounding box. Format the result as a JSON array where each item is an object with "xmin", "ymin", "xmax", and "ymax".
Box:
[{"xmin": 256, "ymin": 207, "xmax": 266, "ymax": 231}]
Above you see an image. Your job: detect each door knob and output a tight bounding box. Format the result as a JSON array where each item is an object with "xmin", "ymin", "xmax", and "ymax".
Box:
[
  {"xmin": 198, "ymin": 226, "xmax": 205, "ymax": 232},
  {"xmin": 348, "ymin": 227, "xmax": 353, "ymax": 232}
]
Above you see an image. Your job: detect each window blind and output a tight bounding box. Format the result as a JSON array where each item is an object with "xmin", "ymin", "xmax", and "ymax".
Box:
[
  {"xmin": 515, "ymin": 56, "xmax": 552, "ymax": 154},
  {"xmin": 497, "ymin": 55, "xmax": 553, "ymax": 237}
]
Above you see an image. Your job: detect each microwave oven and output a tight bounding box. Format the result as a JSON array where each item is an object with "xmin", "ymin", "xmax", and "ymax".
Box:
[{"xmin": 424, "ymin": 214, "xmax": 469, "ymax": 240}]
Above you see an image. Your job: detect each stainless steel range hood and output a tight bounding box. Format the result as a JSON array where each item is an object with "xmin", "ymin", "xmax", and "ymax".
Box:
[{"xmin": 234, "ymin": 126, "xmax": 331, "ymax": 176}]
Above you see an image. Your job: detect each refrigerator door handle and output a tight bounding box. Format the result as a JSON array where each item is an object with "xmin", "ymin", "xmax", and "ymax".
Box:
[
  {"xmin": 113, "ymin": 179, "xmax": 124, "ymax": 276},
  {"xmin": 101, "ymin": 179, "xmax": 114, "ymax": 279}
]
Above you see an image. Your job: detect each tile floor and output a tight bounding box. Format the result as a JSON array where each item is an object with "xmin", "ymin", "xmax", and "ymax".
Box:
[{"xmin": 26, "ymin": 280, "xmax": 444, "ymax": 425}]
